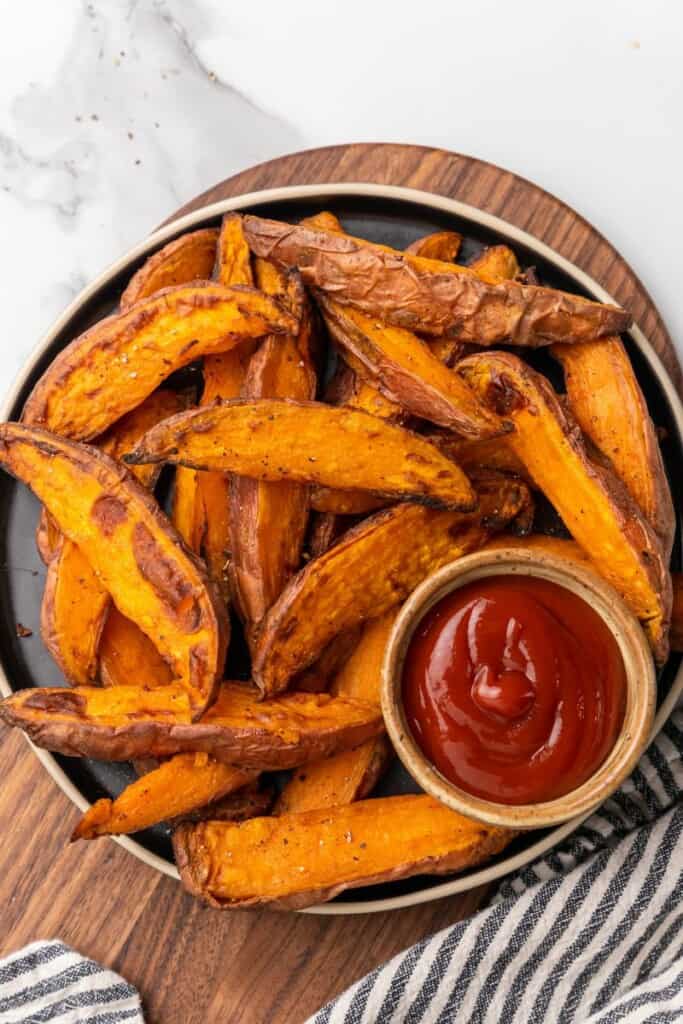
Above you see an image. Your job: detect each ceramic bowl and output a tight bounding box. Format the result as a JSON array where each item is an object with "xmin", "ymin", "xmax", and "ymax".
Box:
[{"xmin": 381, "ymin": 546, "xmax": 657, "ymax": 830}]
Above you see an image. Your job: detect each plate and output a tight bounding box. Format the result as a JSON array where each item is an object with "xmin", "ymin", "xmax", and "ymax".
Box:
[{"xmin": 1, "ymin": 183, "xmax": 681, "ymax": 915}]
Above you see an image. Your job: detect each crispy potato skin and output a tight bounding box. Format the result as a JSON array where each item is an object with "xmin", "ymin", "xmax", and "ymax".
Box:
[
  {"xmin": 127, "ymin": 399, "xmax": 476, "ymax": 512},
  {"xmin": 553, "ymin": 338, "xmax": 675, "ymax": 558},
  {"xmin": 458, "ymin": 351, "xmax": 672, "ymax": 661},
  {"xmin": 276, "ymin": 612, "xmax": 396, "ymax": 812},
  {"xmin": 120, "ymin": 229, "xmax": 219, "ymax": 309},
  {"xmin": 71, "ymin": 752, "xmax": 256, "ymax": 839},
  {"xmin": 0, "ymin": 425, "xmax": 228, "ymax": 716},
  {"xmin": 99, "ymin": 607, "xmax": 174, "ymax": 688},
  {"xmin": 242, "ymin": 215, "xmax": 631, "ymax": 345},
  {"xmin": 23, "ymin": 283, "xmax": 296, "ymax": 441},
  {"xmin": 253, "ymin": 474, "xmax": 529, "ymax": 695},
  {"xmin": 320, "ymin": 297, "xmax": 506, "ymax": 439},
  {"xmin": 230, "ymin": 264, "xmax": 316, "ymax": 632},
  {"xmin": 0, "ymin": 683, "xmax": 384, "ymax": 769},
  {"xmin": 406, "ymin": 231, "xmax": 462, "ymax": 261},
  {"xmin": 172, "ymin": 795, "xmax": 513, "ymax": 910}
]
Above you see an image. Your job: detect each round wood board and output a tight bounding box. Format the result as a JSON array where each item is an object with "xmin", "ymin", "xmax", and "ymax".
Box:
[{"xmin": 0, "ymin": 144, "xmax": 679, "ymax": 1024}]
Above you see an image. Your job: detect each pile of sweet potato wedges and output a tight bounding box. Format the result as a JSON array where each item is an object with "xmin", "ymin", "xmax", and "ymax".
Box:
[{"xmin": 0, "ymin": 209, "xmax": 678, "ymax": 910}]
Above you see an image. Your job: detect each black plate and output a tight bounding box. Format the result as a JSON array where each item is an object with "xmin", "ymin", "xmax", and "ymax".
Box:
[{"xmin": 1, "ymin": 191, "xmax": 681, "ymax": 909}]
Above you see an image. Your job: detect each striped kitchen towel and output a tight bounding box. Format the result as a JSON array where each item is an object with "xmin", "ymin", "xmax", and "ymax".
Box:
[
  {"xmin": 309, "ymin": 709, "xmax": 683, "ymax": 1024},
  {"xmin": 0, "ymin": 942, "xmax": 144, "ymax": 1024}
]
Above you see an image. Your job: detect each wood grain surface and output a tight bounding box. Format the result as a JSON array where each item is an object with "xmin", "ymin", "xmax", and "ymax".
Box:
[{"xmin": 0, "ymin": 144, "xmax": 679, "ymax": 1024}]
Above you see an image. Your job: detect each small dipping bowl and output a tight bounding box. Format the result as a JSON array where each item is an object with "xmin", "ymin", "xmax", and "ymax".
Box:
[{"xmin": 381, "ymin": 547, "xmax": 657, "ymax": 830}]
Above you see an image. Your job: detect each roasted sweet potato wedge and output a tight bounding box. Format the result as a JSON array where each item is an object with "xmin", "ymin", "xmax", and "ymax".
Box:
[
  {"xmin": 306, "ymin": 511, "xmax": 348, "ymax": 560},
  {"xmin": 214, "ymin": 213, "xmax": 253, "ymax": 286},
  {"xmin": 427, "ymin": 432, "xmax": 531, "ymax": 484},
  {"xmin": 40, "ymin": 389, "xmax": 188, "ymax": 685},
  {"xmin": 469, "ymin": 245, "xmax": 520, "ymax": 285},
  {"xmin": 276, "ymin": 612, "xmax": 396, "ymax": 813},
  {"xmin": 99, "ymin": 606, "xmax": 174, "ymax": 688},
  {"xmin": 242, "ymin": 215, "xmax": 631, "ymax": 345},
  {"xmin": 553, "ymin": 338, "xmax": 675, "ymax": 558},
  {"xmin": 126, "ymin": 400, "xmax": 476, "ymax": 511},
  {"xmin": 230, "ymin": 261, "xmax": 316, "ymax": 632},
  {"xmin": 0, "ymin": 683, "xmax": 383, "ymax": 769},
  {"xmin": 120, "ymin": 229, "xmax": 219, "ymax": 309},
  {"xmin": 0, "ymin": 425, "xmax": 228, "ymax": 715},
  {"xmin": 23, "ymin": 284, "xmax": 296, "ymax": 441},
  {"xmin": 406, "ymin": 231, "xmax": 462, "ymax": 261},
  {"xmin": 458, "ymin": 352, "xmax": 672, "ymax": 661},
  {"xmin": 173, "ymin": 795, "xmax": 512, "ymax": 910},
  {"xmin": 170, "ymin": 780, "xmax": 274, "ymax": 827},
  {"xmin": 320, "ymin": 297, "xmax": 506, "ymax": 439},
  {"xmin": 71, "ymin": 752, "xmax": 257, "ymax": 839},
  {"xmin": 41, "ymin": 538, "xmax": 111, "ymax": 686},
  {"xmin": 172, "ymin": 466, "xmax": 206, "ymax": 554},
  {"xmin": 292, "ymin": 628, "xmax": 362, "ymax": 694},
  {"xmin": 253, "ymin": 473, "xmax": 529, "ymax": 694},
  {"xmin": 309, "ymin": 487, "xmax": 386, "ymax": 516}
]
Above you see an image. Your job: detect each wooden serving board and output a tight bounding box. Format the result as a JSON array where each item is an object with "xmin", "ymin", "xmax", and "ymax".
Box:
[{"xmin": 0, "ymin": 144, "xmax": 679, "ymax": 1024}]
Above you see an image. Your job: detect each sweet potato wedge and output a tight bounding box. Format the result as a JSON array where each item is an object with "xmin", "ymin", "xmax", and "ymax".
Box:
[
  {"xmin": 553, "ymin": 338, "xmax": 674, "ymax": 558},
  {"xmin": 41, "ymin": 538, "xmax": 110, "ymax": 686},
  {"xmin": 458, "ymin": 352, "xmax": 672, "ymax": 661},
  {"xmin": 120, "ymin": 229, "xmax": 219, "ymax": 309},
  {"xmin": 292, "ymin": 628, "xmax": 362, "ymax": 694},
  {"xmin": 99, "ymin": 606, "xmax": 174, "ymax": 688},
  {"xmin": 214, "ymin": 213, "xmax": 253, "ymax": 286},
  {"xmin": 0, "ymin": 683, "xmax": 383, "ymax": 769},
  {"xmin": 126, "ymin": 400, "xmax": 476, "ymax": 511},
  {"xmin": 71, "ymin": 752, "xmax": 257, "ymax": 839},
  {"xmin": 276, "ymin": 612, "xmax": 396, "ymax": 813},
  {"xmin": 0, "ymin": 425, "xmax": 228, "ymax": 715},
  {"xmin": 23, "ymin": 283, "xmax": 296, "ymax": 441},
  {"xmin": 40, "ymin": 389, "xmax": 188, "ymax": 686},
  {"xmin": 319, "ymin": 297, "xmax": 506, "ymax": 439},
  {"xmin": 170, "ymin": 780, "xmax": 273, "ymax": 827},
  {"xmin": 309, "ymin": 487, "xmax": 386, "ymax": 516},
  {"xmin": 230, "ymin": 262, "xmax": 316, "ymax": 631},
  {"xmin": 173, "ymin": 795, "xmax": 512, "ymax": 910},
  {"xmin": 427, "ymin": 432, "xmax": 531, "ymax": 484},
  {"xmin": 469, "ymin": 245, "xmax": 520, "ymax": 285},
  {"xmin": 406, "ymin": 231, "xmax": 462, "ymax": 261},
  {"xmin": 242, "ymin": 214, "xmax": 631, "ymax": 345},
  {"xmin": 253, "ymin": 473, "xmax": 529, "ymax": 694},
  {"xmin": 172, "ymin": 467, "xmax": 206, "ymax": 554},
  {"xmin": 306, "ymin": 511, "xmax": 347, "ymax": 559}
]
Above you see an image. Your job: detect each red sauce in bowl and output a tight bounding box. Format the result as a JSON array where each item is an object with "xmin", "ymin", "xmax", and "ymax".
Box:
[{"xmin": 402, "ymin": 576, "xmax": 626, "ymax": 805}]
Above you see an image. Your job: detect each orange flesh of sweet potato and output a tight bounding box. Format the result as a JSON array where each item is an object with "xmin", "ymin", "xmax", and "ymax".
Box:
[
  {"xmin": 98, "ymin": 606, "xmax": 174, "ymax": 688},
  {"xmin": 126, "ymin": 400, "xmax": 476, "ymax": 512},
  {"xmin": 0, "ymin": 425, "xmax": 228, "ymax": 716},
  {"xmin": 172, "ymin": 795, "xmax": 512, "ymax": 909},
  {"xmin": 458, "ymin": 351, "xmax": 672, "ymax": 661},
  {"xmin": 553, "ymin": 337, "xmax": 675, "ymax": 558},
  {"xmin": 170, "ymin": 780, "xmax": 273, "ymax": 826},
  {"xmin": 214, "ymin": 213, "xmax": 254, "ymax": 287},
  {"xmin": 22, "ymin": 283, "xmax": 296, "ymax": 441},
  {"xmin": 406, "ymin": 231, "xmax": 462, "ymax": 261},
  {"xmin": 291, "ymin": 627, "xmax": 362, "ymax": 694},
  {"xmin": 229, "ymin": 261, "xmax": 315, "ymax": 632},
  {"xmin": 252, "ymin": 473, "xmax": 528, "ymax": 694},
  {"xmin": 120, "ymin": 229, "xmax": 219, "ymax": 309},
  {"xmin": 0, "ymin": 683, "xmax": 383, "ymax": 769},
  {"xmin": 468, "ymin": 245, "xmax": 520, "ymax": 285},
  {"xmin": 242, "ymin": 214, "xmax": 631, "ymax": 345},
  {"xmin": 71, "ymin": 752, "xmax": 256, "ymax": 839},
  {"xmin": 320, "ymin": 297, "xmax": 506, "ymax": 439},
  {"xmin": 172, "ymin": 467, "xmax": 206, "ymax": 554},
  {"xmin": 41, "ymin": 389, "xmax": 187, "ymax": 686},
  {"xmin": 427, "ymin": 432, "xmax": 532, "ymax": 484},
  {"xmin": 309, "ymin": 487, "xmax": 386, "ymax": 515},
  {"xmin": 276, "ymin": 612, "xmax": 396, "ymax": 813}
]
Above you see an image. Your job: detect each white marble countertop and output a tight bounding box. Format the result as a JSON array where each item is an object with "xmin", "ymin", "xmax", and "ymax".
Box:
[{"xmin": 1, "ymin": 0, "xmax": 681, "ymax": 402}]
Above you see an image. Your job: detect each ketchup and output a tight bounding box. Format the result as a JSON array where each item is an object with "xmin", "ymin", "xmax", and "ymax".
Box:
[{"xmin": 402, "ymin": 576, "xmax": 626, "ymax": 805}]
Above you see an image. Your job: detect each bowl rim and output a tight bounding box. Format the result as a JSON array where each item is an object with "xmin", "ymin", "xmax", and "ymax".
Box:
[
  {"xmin": 1, "ymin": 181, "xmax": 681, "ymax": 916},
  {"xmin": 381, "ymin": 547, "xmax": 657, "ymax": 829}
]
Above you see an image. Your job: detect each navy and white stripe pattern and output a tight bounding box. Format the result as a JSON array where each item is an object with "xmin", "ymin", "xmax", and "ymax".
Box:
[
  {"xmin": 309, "ymin": 710, "xmax": 683, "ymax": 1024},
  {"xmin": 0, "ymin": 942, "xmax": 143, "ymax": 1024}
]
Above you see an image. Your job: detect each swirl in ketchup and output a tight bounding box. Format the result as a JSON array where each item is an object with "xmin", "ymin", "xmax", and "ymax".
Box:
[{"xmin": 402, "ymin": 576, "xmax": 626, "ymax": 805}]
